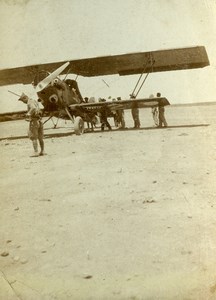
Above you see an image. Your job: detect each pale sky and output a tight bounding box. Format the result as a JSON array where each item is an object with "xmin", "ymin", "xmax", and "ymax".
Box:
[{"xmin": 0, "ymin": 0, "xmax": 216, "ymax": 112}]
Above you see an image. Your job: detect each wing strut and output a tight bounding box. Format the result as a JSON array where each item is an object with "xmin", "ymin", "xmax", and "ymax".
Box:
[
  {"xmin": 43, "ymin": 115, "xmax": 60, "ymax": 128},
  {"xmin": 131, "ymin": 54, "xmax": 155, "ymax": 98}
]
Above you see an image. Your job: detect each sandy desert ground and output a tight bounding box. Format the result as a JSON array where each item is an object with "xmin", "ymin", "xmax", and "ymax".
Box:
[{"xmin": 1, "ymin": 104, "xmax": 216, "ymax": 300}]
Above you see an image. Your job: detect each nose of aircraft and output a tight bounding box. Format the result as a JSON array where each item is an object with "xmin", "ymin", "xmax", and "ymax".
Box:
[
  {"xmin": 49, "ymin": 94, "xmax": 58, "ymax": 103},
  {"xmin": 35, "ymin": 62, "xmax": 70, "ymax": 93}
]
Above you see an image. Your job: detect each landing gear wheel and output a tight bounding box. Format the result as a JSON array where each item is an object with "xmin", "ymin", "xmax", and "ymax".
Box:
[{"xmin": 74, "ymin": 116, "xmax": 84, "ymax": 135}]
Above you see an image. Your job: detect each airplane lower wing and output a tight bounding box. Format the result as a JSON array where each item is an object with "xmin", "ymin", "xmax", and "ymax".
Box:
[
  {"xmin": 0, "ymin": 46, "xmax": 209, "ymax": 86},
  {"xmin": 69, "ymin": 97, "xmax": 170, "ymax": 114}
]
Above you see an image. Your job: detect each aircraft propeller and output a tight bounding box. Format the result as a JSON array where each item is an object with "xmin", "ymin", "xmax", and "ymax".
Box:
[{"xmin": 35, "ymin": 62, "xmax": 70, "ymax": 93}]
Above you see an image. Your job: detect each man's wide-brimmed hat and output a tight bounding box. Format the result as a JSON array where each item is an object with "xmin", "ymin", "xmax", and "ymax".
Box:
[{"xmin": 18, "ymin": 92, "xmax": 28, "ymax": 101}]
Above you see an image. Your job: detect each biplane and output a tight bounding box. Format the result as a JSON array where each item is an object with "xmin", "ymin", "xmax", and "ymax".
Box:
[{"xmin": 0, "ymin": 46, "xmax": 209, "ymax": 134}]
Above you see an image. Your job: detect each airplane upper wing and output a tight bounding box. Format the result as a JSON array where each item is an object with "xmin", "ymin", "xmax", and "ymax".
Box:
[
  {"xmin": 0, "ymin": 46, "xmax": 209, "ymax": 86},
  {"xmin": 69, "ymin": 97, "xmax": 170, "ymax": 113}
]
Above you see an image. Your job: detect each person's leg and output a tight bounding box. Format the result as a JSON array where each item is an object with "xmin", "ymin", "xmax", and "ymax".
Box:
[
  {"xmin": 106, "ymin": 120, "xmax": 112, "ymax": 130},
  {"xmin": 134, "ymin": 118, "xmax": 139, "ymax": 128},
  {"xmin": 38, "ymin": 122, "xmax": 45, "ymax": 155},
  {"xmin": 133, "ymin": 117, "xmax": 136, "ymax": 128},
  {"xmin": 136, "ymin": 110, "xmax": 140, "ymax": 128},
  {"xmin": 39, "ymin": 138, "xmax": 44, "ymax": 155},
  {"xmin": 31, "ymin": 139, "xmax": 39, "ymax": 156},
  {"xmin": 132, "ymin": 110, "xmax": 136, "ymax": 128},
  {"xmin": 158, "ymin": 113, "xmax": 162, "ymax": 127},
  {"xmin": 121, "ymin": 117, "xmax": 125, "ymax": 129},
  {"xmin": 162, "ymin": 114, "xmax": 168, "ymax": 127},
  {"xmin": 163, "ymin": 119, "xmax": 168, "ymax": 127},
  {"xmin": 161, "ymin": 112, "xmax": 167, "ymax": 127},
  {"xmin": 28, "ymin": 121, "xmax": 39, "ymax": 156}
]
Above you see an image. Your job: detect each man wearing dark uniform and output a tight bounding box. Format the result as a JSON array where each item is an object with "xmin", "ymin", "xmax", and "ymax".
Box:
[
  {"xmin": 116, "ymin": 97, "xmax": 125, "ymax": 129},
  {"xmin": 131, "ymin": 95, "xmax": 140, "ymax": 129},
  {"xmin": 157, "ymin": 92, "xmax": 168, "ymax": 128}
]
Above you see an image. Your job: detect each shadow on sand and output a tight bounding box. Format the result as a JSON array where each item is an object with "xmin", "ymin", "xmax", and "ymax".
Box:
[
  {"xmin": 0, "ymin": 124, "xmax": 210, "ymax": 141},
  {"xmin": 83, "ymin": 123, "xmax": 210, "ymax": 134}
]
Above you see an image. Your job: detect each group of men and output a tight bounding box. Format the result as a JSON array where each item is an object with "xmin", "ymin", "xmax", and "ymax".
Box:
[
  {"xmin": 82, "ymin": 93, "xmax": 168, "ymax": 131},
  {"xmin": 98, "ymin": 93, "xmax": 168, "ymax": 131},
  {"xmin": 131, "ymin": 92, "xmax": 168, "ymax": 129},
  {"xmin": 18, "ymin": 91, "xmax": 168, "ymax": 157}
]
